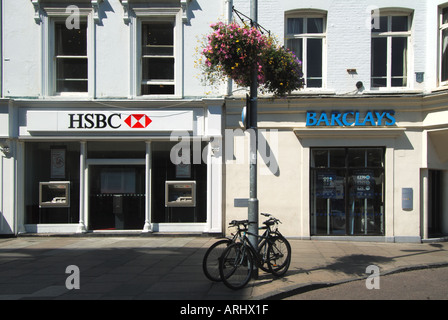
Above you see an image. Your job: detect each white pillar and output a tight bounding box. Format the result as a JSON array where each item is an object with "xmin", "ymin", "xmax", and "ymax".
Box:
[
  {"xmin": 143, "ymin": 141, "xmax": 152, "ymax": 232},
  {"xmin": 16, "ymin": 141, "xmax": 25, "ymax": 234},
  {"xmin": 77, "ymin": 141, "xmax": 87, "ymax": 233},
  {"xmin": 422, "ymin": 168, "xmax": 429, "ymax": 240}
]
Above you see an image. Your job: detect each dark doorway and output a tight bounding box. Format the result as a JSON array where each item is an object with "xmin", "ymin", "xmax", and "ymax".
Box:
[
  {"xmin": 89, "ymin": 165, "xmax": 145, "ymax": 230},
  {"xmin": 428, "ymin": 170, "xmax": 444, "ymax": 237}
]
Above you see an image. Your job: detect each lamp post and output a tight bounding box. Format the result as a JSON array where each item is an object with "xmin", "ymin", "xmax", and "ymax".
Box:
[{"xmin": 248, "ymin": 0, "xmax": 259, "ymax": 278}]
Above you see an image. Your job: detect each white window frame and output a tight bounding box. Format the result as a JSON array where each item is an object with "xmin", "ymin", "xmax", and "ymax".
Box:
[
  {"xmin": 439, "ymin": 6, "xmax": 448, "ymax": 87},
  {"xmin": 130, "ymin": 7, "xmax": 183, "ymax": 98},
  {"xmin": 371, "ymin": 10, "xmax": 413, "ymax": 90},
  {"xmin": 52, "ymin": 19, "xmax": 88, "ymax": 95},
  {"xmin": 42, "ymin": 7, "xmax": 95, "ymax": 98},
  {"xmin": 284, "ymin": 10, "xmax": 327, "ymax": 91}
]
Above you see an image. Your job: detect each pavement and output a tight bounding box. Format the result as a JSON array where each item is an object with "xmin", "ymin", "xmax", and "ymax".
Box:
[{"xmin": 0, "ymin": 234, "xmax": 447, "ymax": 300}]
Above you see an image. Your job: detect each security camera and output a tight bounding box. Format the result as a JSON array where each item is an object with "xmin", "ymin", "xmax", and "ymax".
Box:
[{"xmin": 356, "ymin": 81, "xmax": 364, "ymax": 90}]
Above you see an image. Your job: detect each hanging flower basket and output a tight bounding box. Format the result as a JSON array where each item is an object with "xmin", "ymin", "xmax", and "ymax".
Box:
[
  {"xmin": 199, "ymin": 21, "xmax": 304, "ymax": 96},
  {"xmin": 263, "ymin": 44, "xmax": 305, "ymax": 96}
]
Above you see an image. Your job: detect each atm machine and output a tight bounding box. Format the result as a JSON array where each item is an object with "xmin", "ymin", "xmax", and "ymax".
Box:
[{"xmin": 165, "ymin": 181, "xmax": 197, "ymax": 222}]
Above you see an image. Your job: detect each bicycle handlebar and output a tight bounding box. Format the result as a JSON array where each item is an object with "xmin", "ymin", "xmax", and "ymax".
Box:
[
  {"xmin": 228, "ymin": 220, "xmax": 257, "ymax": 228},
  {"xmin": 228, "ymin": 213, "xmax": 282, "ymax": 228}
]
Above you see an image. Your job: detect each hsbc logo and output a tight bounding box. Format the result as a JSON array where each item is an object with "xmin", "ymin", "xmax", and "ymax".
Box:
[
  {"xmin": 124, "ymin": 114, "xmax": 152, "ymax": 128},
  {"xmin": 68, "ymin": 113, "xmax": 153, "ymax": 130}
]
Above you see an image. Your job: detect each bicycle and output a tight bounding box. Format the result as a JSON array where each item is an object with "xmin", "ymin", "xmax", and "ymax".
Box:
[
  {"xmin": 258, "ymin": 213, "xmax": 291, "ymax": 276},
  {"xmin": 202, "ymin": 221, "xmax": 245, "ymax": 282},
  {"xmin": 202, "ymin": 213, "xmax": 290, "ymax": 283},
  {"xmin": 218, "ymin": 217, "xmax": 291, "ymax": 290}
]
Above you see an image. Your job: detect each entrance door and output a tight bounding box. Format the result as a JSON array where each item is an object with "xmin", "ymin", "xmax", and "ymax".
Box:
[
  {"xmin": 310, "ymin": 148, "xmax": 385, "ymax": 236},
  {"xmin": 89, "ymin": 165, "xmax": 145, "ymax": 230},
  {"xmin": 428, "ymin": 170, "xmax": 443, "ymax": 237}
]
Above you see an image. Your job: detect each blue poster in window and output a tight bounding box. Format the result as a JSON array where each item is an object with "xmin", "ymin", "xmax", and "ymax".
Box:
[
  {"xmin": 317, "ymin": 172, "xmax": 344, "ymax": 199},
  {"xmin": 351, "ymin": 169, "xmax": 375, "ymax": 199}
]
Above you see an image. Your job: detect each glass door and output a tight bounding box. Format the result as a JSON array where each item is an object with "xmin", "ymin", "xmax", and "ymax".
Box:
[
  {"xmin": 311, "ymin": 148, "xmax": 385, "ymax": 236},
  {"xmin": 89, "ymin": 165, "xmax": 145, "ymax": 230}
]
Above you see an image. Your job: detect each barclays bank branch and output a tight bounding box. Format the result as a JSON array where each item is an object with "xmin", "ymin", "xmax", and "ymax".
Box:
[{"xmin": 224, "ymin": 93, "xmax": 448, "ymax": 243}]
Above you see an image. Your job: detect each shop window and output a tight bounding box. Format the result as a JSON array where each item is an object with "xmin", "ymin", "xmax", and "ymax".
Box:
[
  {"xmin": 310, "ymin": 148, "xmax": 385, "ymax": 236},
  {"xmin": 371, "ymin": 12, "xmax": 412, "ymax": 88},
  {"xmin": 54, "ymin": 21, "xmax": 88, "ymax": 93},
  {"xmin": 151, "ymin": 141, "xmax": 207, "ymax": 223},
  {"xmin": 439, "ymin": 7, "xmax": 448, "ymax": 85},
  {"xmin": 25, "ymin": 143, "xmax": 80, "ymax": 224},
  {"xmin": 285, "ymin": 11, "xmax": 326, "ymax": 89}
]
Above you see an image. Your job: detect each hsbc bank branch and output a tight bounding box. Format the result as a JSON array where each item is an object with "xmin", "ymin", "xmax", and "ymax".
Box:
[{"xmin": 0, "ymin": 100, "xmax": 224, "ymax": 235}]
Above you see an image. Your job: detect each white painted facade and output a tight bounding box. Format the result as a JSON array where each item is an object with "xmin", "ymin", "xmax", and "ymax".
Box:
[
  {"xmin": 0, "ymin": 0, "xmax": 228, "ymax": 235},
  {"xmin": 223, "ymin": 0, "xmax": 448, "ymax": 242},
  {"xmin": 0, "ymin": 0, "xmax": 448, "ymax": 241}
]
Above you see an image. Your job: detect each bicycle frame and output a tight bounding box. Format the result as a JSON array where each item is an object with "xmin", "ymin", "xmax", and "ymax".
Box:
[{"xmin": 240, "ymin": 229, "xmax": 273, "ymax": 269}]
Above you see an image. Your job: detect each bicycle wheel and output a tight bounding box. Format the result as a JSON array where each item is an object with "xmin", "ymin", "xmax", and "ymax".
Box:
[
  {"xmin": 202, "ymin": 239, "xmax": 232, "ymax": 282},
  {"xmin": 219, "ymin": 243, "xmax": 253, "ymax": 290},
  {"xmin": 257, "ymin": 240, "xmax": 271, "ymax": 273},
  {"xmin": 267, "ymin": 236, "xmax": 291, "ymax": 277}
]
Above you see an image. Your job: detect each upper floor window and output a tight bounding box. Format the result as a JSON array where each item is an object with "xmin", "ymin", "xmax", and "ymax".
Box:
[
  {"xmin": 371, "ymin": 13, "xmax": 412, "ymax": 89},
  {"xmin": 285, "ymin": 11, "xmax": 326, "ymax": 89},
  {"xmin": 131, "ymin": 5, "xmax": 183, "ymax": 98},
  {"xmin": 54, "ymin": 21, "xmax": 88, "ymax": 93},
  {"xmin": 38, "ymin": 2, "xmax": 95, "ymax": 97},
  {"xmin": 141, "ymin": 21, "xmax": 175, "ymax": 95},
  {"xmin": 440, "ymin": 7, "xmax": 448, "ymax": 85}
]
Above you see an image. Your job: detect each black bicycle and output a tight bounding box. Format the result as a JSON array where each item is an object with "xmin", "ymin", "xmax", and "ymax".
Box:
[
  {"xmin": 202, "ymin": 213, "xmax": 290, "ymax": 283},
  {"xmin": 202, "ymin": 224, "xmax": 242, "ymax": 282},
  {"xmin": 218, "ymin": 216, "xmax": 291, "ymax": 290}
]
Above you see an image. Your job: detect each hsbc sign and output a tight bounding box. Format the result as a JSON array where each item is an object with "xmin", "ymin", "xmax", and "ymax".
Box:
[
  {"xmin": 124, "ymin": 114, "xmax": 152, "ymax": 128},
  {"xmin": 68, "ymin": 113, "xmax": 153, "ymax": 129},
  {"xmin": 27, "ymin": 110, "xmax": 194, "ymax": 133}
]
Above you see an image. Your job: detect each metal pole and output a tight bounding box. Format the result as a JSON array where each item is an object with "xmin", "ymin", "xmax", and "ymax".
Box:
[{"xmin": 248, "ymin": 0, "xmax": 259, "ymax": 278}]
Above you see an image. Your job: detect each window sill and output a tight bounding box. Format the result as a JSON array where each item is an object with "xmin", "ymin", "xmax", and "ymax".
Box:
[
  {"xmin": 291, "ymin": 89, "xmax": 336, "ymax": 95},
  {"xmin": 38, "ymin": 93, "xmax": 91, "ymax": 101},
  {"xmin": 253, "ymin": 89, "xmax": 336, "ymax": 98},
  {"xmin": 134, "ymin": 95, "xmax": 183, "ymax": 100},
  {"xmin": 363, "ymin": 89, "xmax": 423, "ymax": 96}
]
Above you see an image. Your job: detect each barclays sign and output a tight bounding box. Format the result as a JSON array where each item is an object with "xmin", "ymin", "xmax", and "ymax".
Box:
[{"xmin": 306, "ymin": 111, "xmax": 396, "ymax": 127}]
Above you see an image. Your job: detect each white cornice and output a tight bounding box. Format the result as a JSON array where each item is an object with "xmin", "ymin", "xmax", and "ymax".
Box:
[
  {"xmin": 31, "ymin": 0, "xmax": 103, "ymax": 23},
  {"xmin": 119, "ymin": 0, "xmax": 190, "ymax": 24}
]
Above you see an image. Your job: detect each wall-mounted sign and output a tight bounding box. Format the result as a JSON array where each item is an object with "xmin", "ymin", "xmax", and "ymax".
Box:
[
  {"xmin": 27, "ymin": 110, "xmax": 194, "ymax": 133},
  {"xmin": 50, "ymin": 148, "xmax": 66, "ymax": 179},
  {"xmin": 306, "ymin": 111, "xmax": 396, "ymax": 127},
  {"xmin": 402, "ymin": 188, "xmax": 413, "ymax": 211}
]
